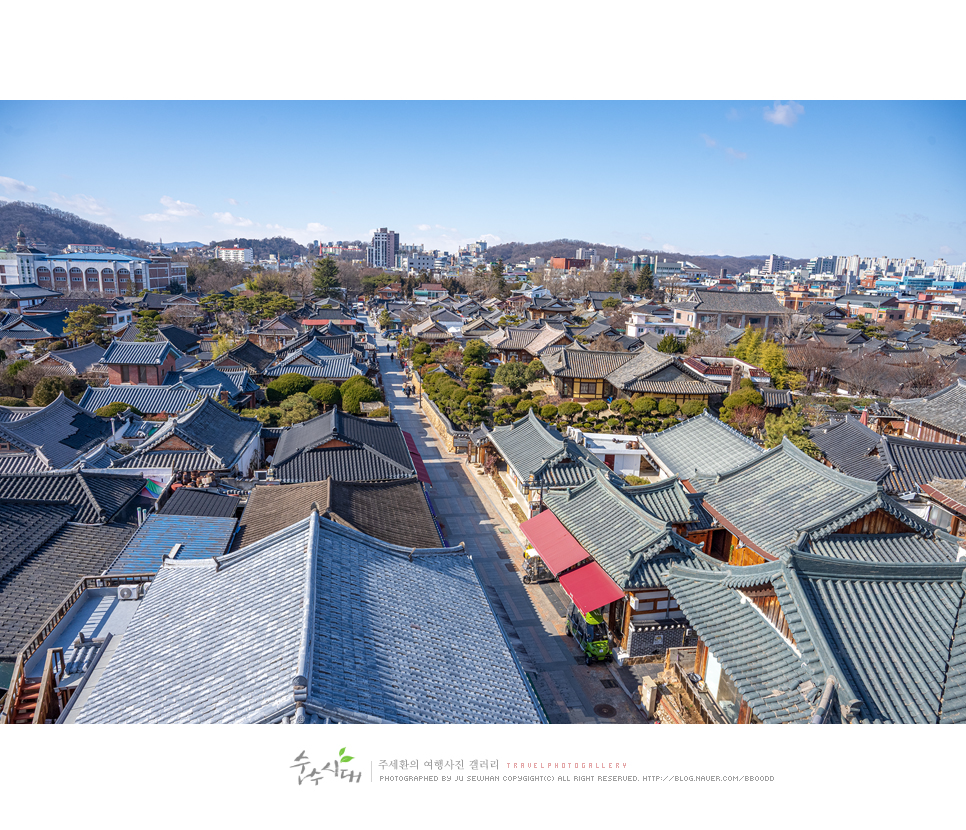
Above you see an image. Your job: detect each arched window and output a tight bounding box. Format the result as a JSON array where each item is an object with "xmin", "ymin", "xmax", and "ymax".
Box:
[
  {"xmin": 53, "ymin": 267, "xmax": 67, "ymax": 281},
  {"xmin": 70, "ymin": 267, "xmax": 83, "ymax": 281}
]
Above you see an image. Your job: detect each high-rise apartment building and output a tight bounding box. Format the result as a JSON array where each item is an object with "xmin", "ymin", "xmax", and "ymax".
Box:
[
  {"xmin": 366, "ymin": 228, "xmax": 399, "ymax": 269},
  {"xmin": 216, "ymin": 246, "xmax": 254, "ymax": 265}
]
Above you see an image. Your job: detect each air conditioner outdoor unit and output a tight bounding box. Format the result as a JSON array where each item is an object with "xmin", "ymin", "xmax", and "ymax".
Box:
[{"xmin": 117, "ymin": 584, "xmax": 140, "ymax": 601}]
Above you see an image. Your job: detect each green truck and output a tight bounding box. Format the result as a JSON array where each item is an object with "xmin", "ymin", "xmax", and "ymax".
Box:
[{"xmin": 566, "ymin": 603, "xmax": 612, "ymax": 665}]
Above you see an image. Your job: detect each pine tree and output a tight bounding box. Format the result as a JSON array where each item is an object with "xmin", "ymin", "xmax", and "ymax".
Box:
[{"xmin": 312, "ymin": 257, "xmax": 341, "ymax": 298}]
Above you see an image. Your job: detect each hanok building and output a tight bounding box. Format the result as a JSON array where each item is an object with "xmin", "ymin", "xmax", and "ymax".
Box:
[
  {"xmin": 65, "ymin": 514, "xmax": 544, "ymax": 724},
  {"xmin": 673, "ymin": 289, "xmax": 793, "ymax": 334},
  {"xmin": 890, "ymin": 378, "xmax": 966, "ymax": 444},
  {"xmin": 480, "ymin": 409, "xmax": 618, "ymax": 518},
  {"xmin": 697, "ymin": 437, "xmax": 938, "ymax": 567},
  {"xmin": 526, "ymin": 296, "xmax": 576, "ymax": 321},
  {"xmin": 79, "ymin": 381, "xmax": 224, "ymax": 419},
  {"xmin": 528, "ymin": 472, "xmax": 721, "ymax": 662},
  {"xmin": 543, "ymin": 344, "xmax": 724, "ymax": 405},
  {"xmin": 232, "ymin": 477, "xmax": 442, "ymax": 551},
  {"xmin": 263, "ymin": 343, "xmax": 364, "ymax": 384},
  {"xmin": 31, "ymin": 342, "xmax": 106, "ymax": 381},
  {"xmin": 269, "ymin": 408, "xmax": 423, "ymax": 485},
  {"xmin": 247, "ymin": 314, "xmax": 305, "ymax": 351},
  {"xmin": 113, "ymin": 396, "xmax": 261, "ymax": 479},
  {"xmin": 0, "ymin": 393, "xmax": 117, "ymax": 475},
  {"xmin": 211, "ymin": 339, "xmax": 276, "ymax": 377},
  {"xmin": 639, "ymin": 412, "xmax": 764, "ymax": 482},
  {"xmin": 483, "ymin": 326, "xmax": 572, "ymax": 364},
  {"xmin": 663, "ymin": 551, "xmax": 966, "ymax": 724},
  {"xmin": 99, "ymin": 340, "xmax": 183, "ymax": 386}
]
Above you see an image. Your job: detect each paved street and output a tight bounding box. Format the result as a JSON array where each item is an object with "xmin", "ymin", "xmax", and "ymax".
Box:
[{"xmin": 366, "ymin": 319, "xmax": 648, "ymax": 724}]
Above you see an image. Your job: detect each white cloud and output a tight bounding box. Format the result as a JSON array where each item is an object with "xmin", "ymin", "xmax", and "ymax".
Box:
[
  {"xmin": 939, "ymin": 245, "xmax": 955, "ymax": 256},
  {"xmin": 227, "ymin": 198, "xmax": 239, "ymax": 205},
  {"xmin": 49, "ymin": 192, "xmax": 111, "ymax": 217},
  {"xmin": 140, "ymin": 212, "xmax": 177, "ymax": 222},
  {"xmin": 661, "ymin": 244, "xmax": 678, "ymax": 253},
  {"xmin": 478, "ymin": 233, "xmax": 502, "ymax": 245},
  {"xmin": 0, "ymin": 175, "xmax": 36, "ymax": 195},
  {"xmin": 159, "ymin": 195, "xmax": 202, "ymax": 217},
  {"xmin": 725, "ymin": 147, "xmax": 748, "ymax": 160},
  {"xmin": 701, "ymin": 134, "xmax": 717, "ymax": 148},
  {"xmin": 763, "ymin": 101, "xmax": 804, "ymax": 127},
  {"xmin": 263, "ymin": 222, "xmax": 333, "ymax": 244},
  {"xmin": 214, "ymin": 211, "xmax": 254, "ymax": 227},
  {"xmin": 416, "ymin": 223, "xmax": 432, "ymax": 231}
]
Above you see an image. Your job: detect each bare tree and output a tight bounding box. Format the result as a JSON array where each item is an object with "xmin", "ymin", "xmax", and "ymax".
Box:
[
  {"xmin": 727, "ymin": 404, "xmax": 766, "ymax": 437},
  {"xmin": 588, "ymin": 333, "xmax": 626, "ymax": 352},
  {"xmin": 787, "ymin": 341, "xmax": 841, "ymax": 392},
  {"xmin": 892, "ymin": 358, "xmax": 953, "ymax": 398},
  {"xmin": 161, "ymin": 306, "xmax": 202, "ymax": 331}
]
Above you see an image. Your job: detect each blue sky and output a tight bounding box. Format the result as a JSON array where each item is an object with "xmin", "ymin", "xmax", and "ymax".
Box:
[{"xmin": 1, "ymin": 100, "xmax": 964, "ymax": 262}]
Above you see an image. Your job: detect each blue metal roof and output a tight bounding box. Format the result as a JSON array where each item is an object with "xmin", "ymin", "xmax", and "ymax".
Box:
[
  {"xmin": 45, "ymin": 253, "xmax": 148, "ymax": 263},
  {"xmin": 106, "ymin": 514, "xmax": 238, "ymax": 575}
]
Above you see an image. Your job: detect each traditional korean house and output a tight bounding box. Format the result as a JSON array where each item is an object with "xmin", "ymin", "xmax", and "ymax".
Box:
[
  {"xmin": 697, "ymin": 437, "xmax": 937, "ymax": 566},
  {"xmin": 211, "ymin": 339, "xmax": 275, "ymax": 377},
  {"xmin": 532, "ymin": 472, "xmax": 721, "ymax": 662},
  {"xmin": 269, "ymin": 408, "xmax": 423, "ymax": 484},
  {"xmin": 663, "ymin": 550, "xmax": 966, "ymax": 723},
  {"xmin": 99, "ymin": 340, "xmax": 183, "ymax": 386},
  {"xmin": 232, "ymin": 477, "xmax": 442, "ymax": 551},
  {"xmin": 480, "ymin": 409, "xmax": 617, "ymax": 517},
  {"xmin": 263, "ymin": 339, "xmax": 364, "ymax": 383},
  {"xmin": 161, "ymin": 364, "xmax": 260, "ymax": 408},
  {"xmin": 112, "ymin": 396, "xmax": 261, "ymax": 479},
  {"xmin": 890, "ymin": 378, "xmax": 966, "ymax": 444},
  {"xmin": 275, "ymin": 324, "xmax": 356, "ymax": 357},
  {"xmin": 79, "ymin": 381, "xmax": 224, "ymax": 419},
  {"xmin": 31, "ymin": 342, "xmax": 106, "ymax": 379},
  {"xmin": 0, "ymin": 393, "xmax": 116, "ymax": 475},
  {"xmin": 248, "ymin": 313, "xmax": 304, "ymax": 351},
  {"xmin": 808, "ymin": 415, "xmax": 890, "ymax": 482},
  {"xmin": 526, "ymin": 296, "xmax": 576, "ymax": 321},
  {"xmin": 65, "ymin": 513, "xmax": 544, "ymax": 723},
  {"xmin": 640, "ymin": 411, "xmax": 763, "ymax": 482}
]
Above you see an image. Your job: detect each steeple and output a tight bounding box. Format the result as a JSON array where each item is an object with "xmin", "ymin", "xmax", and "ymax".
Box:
[{"xmin": 16, "ymin": 228, "xmax": 28, "ymax": 253}]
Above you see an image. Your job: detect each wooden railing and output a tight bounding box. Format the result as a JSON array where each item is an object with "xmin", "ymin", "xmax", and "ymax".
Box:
[
  {"xmin": 32, "ymin": 648, "xmax": 64, "ymax": 725},
  {"xmin": 0, "ymin": 573, "xmax": 154, "ymax": 725}
]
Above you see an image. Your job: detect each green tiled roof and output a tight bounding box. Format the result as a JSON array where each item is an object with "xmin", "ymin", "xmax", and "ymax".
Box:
[
  {"xmin": 807, "ymin": 532, "xmax": 960, "ymax": 563},
  {"xmin": 543, "ymin": 472, "xmax": 717, "ymax": 589},
  {"xmin": 700, "ymin": 438, "xmax": 932, "ymax": 560},
  {"xmin": 640, "ymin": 411, "xmax": 762, "ymax": 479},
  {"xmin": 622, "ymin": 476, "xmax": 709, "ymax": 527},
  {"xmin": 664, "ymin": 552, "xmax": 966, "ymax": 724}
]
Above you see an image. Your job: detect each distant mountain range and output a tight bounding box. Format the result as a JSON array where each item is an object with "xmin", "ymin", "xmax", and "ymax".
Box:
[
  {"xmin": 484, "ymin": 239, "xmax": 807, "ymax": 275},
  {"xmin": 162, "ymin": 241, "xmax": 205, "ymax": 249}
]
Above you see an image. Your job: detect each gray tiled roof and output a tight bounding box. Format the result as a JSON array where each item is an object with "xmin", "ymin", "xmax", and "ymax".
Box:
[
  {"xmin": 100, "ymin": 340, "xmax": 183, "ymax": 366},
  {"xmin": 880, "ymin": 435, "xmax": 966, "ymax": 495},
  {"xmin": 263, "ymin": 353, "xmax": 362, "ymax": 379},
  {"xmin": 0, "ymin": 522, "xmax": 136, "ymax": 661},
  {"xmin": 33, "ymin": 342, "xmax": 105, "ymax": 375},
  {"xmin": 890, "ymin": 378, "xmax": 966, "ymax": 438},
  {"xmin": 543, "ymin": 473, "xmax": 718, "ymax": 590},
  {"xmin": 807, "ymin": 532, "xmax": 961, "ymax": 563},
  {"xmin": 75, "ymin": 515, "xmax": 544, "ymax": 724},
  {"xmin": 700, "ymin": 438, "xmax": 933, "ymax": 559},
  {"xmin": 0, "ymin": 501, "xmax": 77, "ymax": 583},
  {"xmin": 689, "ymin": 289, "xmax": 793, "ymax": 315},
  {"xmin": 106, "ymin": 514, "xmax": 237, "ymax": 575},
  {"xmin": 808, "ymin": 416, "xmax": 890, "ymax": 482},
  {"xmin": 545, "ymin": 349, "xmax": 632, "ymax": 379},
  {"xmin": 78, "ymin": 382, "xmax": 220, "ymax": 415},
  {"xmin": 215, "ymin": 340, "xmax": 275, "ymax": 372},
  {"xmin": 640, "ymin": 412, "xmax": 762, "ymax": 479},
  {"xmin": 622, "ymin": 476, "xmax": 709, "ymax": 527},
  {"xmin": 1, "ymin": 393, "xmax": 113, "ymax": 469},
  {"xmin": 117, "ymin": 397, "xmax": 260, "ymax": 472},
  {"xmin": 0, "ymin": 470, "xmax": 145, "ymax": 524},
  {"xmin": 162, "ymin": 365, "xmax": 258, "ymax": 396}
]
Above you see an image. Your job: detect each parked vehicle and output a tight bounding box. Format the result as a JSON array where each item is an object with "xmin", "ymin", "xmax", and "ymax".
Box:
[
  {"xmin": 522, "ymin": 546, "xmax": 554, "ymax": 585},
  {"xmin": 565, "ymin": 602, "xmax": 612, "ymax": 665}
]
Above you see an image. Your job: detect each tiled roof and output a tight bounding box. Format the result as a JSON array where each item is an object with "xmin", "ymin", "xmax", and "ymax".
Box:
[
  {"xmin": 524, "ymin": 326, "xmax": 570, "ymax": 356},
  {"xmin": 0, "ymin": 522, "xmax": 136, "ymax": 661},
  {"xmin": 921, "ymin": 478, "xmax": 966, "ymax": 514},
  {"xmin": 700, "ymin": 438, "xmax": 932, "ymax": 560},
  {"xmin": 117, "ymin": 396, "xmax": 260, "ymax": 471},
  {"xmin": 113, "ymin": 450, "xmax": 227, "ymax": 473},
  {"xmin": 215, "ymin": 340, "xmax": 275, "ymax": 372},
  {"xmin": 32, "ymin": 342, "xmax": 105, "ymax": 375},
  {"xmin": 0, "ymin": 501, "xmax": 77, "ymax": 583},
  {"xmin": 263, "ymin": 353, "xmax": 362, "ymax": 379},
  {"xmin": 159, "ymin": 487, "xmax": 241, "ymax": 518},
  {"xmin": 157, "ymin": 325, "xmax": 201, "ymax": 352},
  {"xmin": 486, "ymin": 327, "xmax": 542, "ymax": 351},
  {"xmin": 0, "ymin": 470, "xmax": 145, "ymax": 524},
  {"xmin": 807, "ymin": 532, "xmax": 961, "ymax": 563},
  {"xmin": 689, "ymin": 289, "xmax": 792, "ymax": 315},
  {"xmin": 272, "ymin": 409, "xmax": 411, "ymax": 470},
  {"xmin": 880, "ymin": 435, "xmax": 966, "ymax": 495},
  {"xmin": 622, "ymin": 476, "xmax": 709, "ymax": 527},
  {"xmin": 808, "ymin": 416, "xmax": 891, "ymax": 482},
  {"xmin": 662, "ymin": 563, "xmax": 819, "ymax": 723},
  {"xmin": 0, "ymin": 393, "xmax": 113, "ymax": 469},
  {"xmin": 162, "ymin": 365, "xmax": 259, "ymax": 396},
  {"xmin": 232, "ymin": 478, "xmax": 441, "ymax": 550},
  {"xmin": 759, "ymin": 387, "xmax": 794, "ymax": 408},
  {"xmin": 74, "ymin": 515, "xmax": 543, "ymax": 724},
  {"xmin": 78, "ymin": 382, "xmax": 220, "ymax": 416},
  {"xmin": 106, "ymin": 514, "xmax": 237, "ymax": 575},
  {"xmin": 890, "ymin": 379, "xmax": 966, "ymax": 438},
  {"xmin": 640, "ymin": 412, "xmax": 763, "ymax": 479},
  {"xmin": 486, "ymin": 410, "xmax": 613, "ymax": 487},
  {"xmin": 544, "ymin": 473, "xmax": 717, "ymax": 590},
  {"xmin": 0, "ymin": 453, "xmax": 46, "ymax": 475},
  {"xmin": 277, "ymin": 329, "xmax": 355, "ymax": 356},
  {"xmin": 545, "ymin": 349, "xmax": 632, "ymax": 379},
  {"xmin": 100, "ymin": 340, "xmax": 183, "ymax": 366}
]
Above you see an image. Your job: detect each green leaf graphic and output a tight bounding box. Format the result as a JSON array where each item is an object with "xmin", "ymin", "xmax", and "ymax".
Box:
[
  {"xmin": 339, "ymin": 747, "xmax": 346, "ymax": 756},
  {"xmin": 341, "ymin": 756, "xmax": 354, "ymax": 763}
]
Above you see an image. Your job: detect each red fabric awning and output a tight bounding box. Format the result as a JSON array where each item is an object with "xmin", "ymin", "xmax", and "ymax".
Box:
[
  {"xmin": 519, "ymin": 509, "xmax": 591, "ymax": 576},
  {"xmin": 558, "ymin": 562, "xmax": 625, "ymax": 615},
  {"xmin": 403, "ymin": 431, "xmax": 432, "ymax": 485}
]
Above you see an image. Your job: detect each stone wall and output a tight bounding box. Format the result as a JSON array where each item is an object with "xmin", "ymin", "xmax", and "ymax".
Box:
[
  {"xmin": 625, "ymin": 622, "xmax": 698, "ymax": 664},
  {"xmin": 420, "ymin": 394, "xmax": 469, "ymax": 454}
]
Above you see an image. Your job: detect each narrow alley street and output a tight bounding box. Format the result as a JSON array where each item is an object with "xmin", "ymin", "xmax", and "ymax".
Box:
[{"xmin": 366, "ymin": 319, "xmax": 648, "ymax": 724}]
